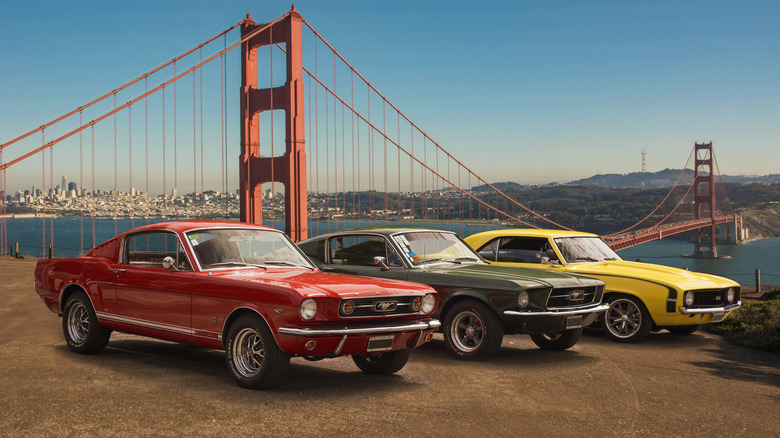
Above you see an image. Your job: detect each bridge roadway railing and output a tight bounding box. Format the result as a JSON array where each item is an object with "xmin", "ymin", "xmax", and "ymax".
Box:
[{"xmin": 603, "ymin": 216, "xmax": 732, "ymax": 251}]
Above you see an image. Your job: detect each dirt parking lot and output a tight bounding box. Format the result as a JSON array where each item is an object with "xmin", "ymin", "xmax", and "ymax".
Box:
[{"xmin": 1, "ymin": 258, "xmax": 778, "ymax": 437}]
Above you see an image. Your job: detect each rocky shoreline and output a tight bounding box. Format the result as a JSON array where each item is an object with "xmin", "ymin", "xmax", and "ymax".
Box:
[{"xmin": 739, "ymin": 204, "xmax": 780, "ymax": 241}]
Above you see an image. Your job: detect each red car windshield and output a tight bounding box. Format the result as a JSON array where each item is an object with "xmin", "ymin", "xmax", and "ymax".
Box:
[{"xmin": 186, "ymin": 228, "xmax": 314, "ymax": 270}]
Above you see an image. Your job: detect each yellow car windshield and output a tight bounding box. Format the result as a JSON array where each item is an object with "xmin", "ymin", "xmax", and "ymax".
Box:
[{"xmin": 553, "ymin": 236, "xmax": 622, "ymax": 263}]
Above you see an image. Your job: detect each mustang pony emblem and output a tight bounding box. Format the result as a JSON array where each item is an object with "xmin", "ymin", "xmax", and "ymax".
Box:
[
  {"xmin": 375, "ymin": 300, "xmax": 398, "ymax": 312},
  {"xmin": 569, "ymin": 290, "xmax": 585, "ymax": 301}
]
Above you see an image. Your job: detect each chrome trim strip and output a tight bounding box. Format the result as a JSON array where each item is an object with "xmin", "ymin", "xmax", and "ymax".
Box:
[
  {"xmin": 95, "ymin": 311, "xmax": 192, "ymax": 336},
  {"xmin": 504, "ymin": 304, "xmax": 609, "ymax": 317},
  {"xmin": 278, "ymin": 320, "xmax": 441, "ymax": 337},
  {"xmin": 678, "ymin": 302, "xmax": 741, "ymax": 314}
]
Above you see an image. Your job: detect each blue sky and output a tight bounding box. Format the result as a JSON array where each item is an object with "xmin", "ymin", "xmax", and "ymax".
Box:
[{"xmin": 1, "ymin": 0, "xmax": 778, "ymax": 194}]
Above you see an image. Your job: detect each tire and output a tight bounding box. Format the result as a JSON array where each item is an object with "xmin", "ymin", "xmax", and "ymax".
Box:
[
  {"xmin": 530, "ymin": 328, "xmax": 583, "ymax": 351},
  {"xmin": 225, "ymin": 314, "xmax": 290, "ymax": 389},
  {"xmin": 667, "ymin": 325, "xmax": 702, "ymax": 335},
  {"xmin": 62, "ymin": 291, "xmax": 111, "ymax": 354},
  {"xmin": 602, "ymin": 295, "xmax": 652, "ymax": 343},
  {"xmin": 352, "ymin": 349, "xmax": 410, "ymax": 375},
  {"xmin": 443, "ymin": 300, "xmax": 503, "ymax": 360}
]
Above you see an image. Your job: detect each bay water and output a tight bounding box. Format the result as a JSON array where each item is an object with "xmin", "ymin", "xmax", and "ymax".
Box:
[{"xmin": 4, "ymin": 217, "xmax": 777, "ymax": 288}]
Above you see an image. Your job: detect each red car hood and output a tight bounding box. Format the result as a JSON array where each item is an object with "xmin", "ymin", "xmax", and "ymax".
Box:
[{"xmin": 206, "ymin": 267, "xmax": 433, "ymax": 299}]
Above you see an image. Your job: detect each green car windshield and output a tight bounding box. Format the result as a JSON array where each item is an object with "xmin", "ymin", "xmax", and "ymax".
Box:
[
  {"xmin": 553, "ymin": 236, "xmax": 622, "ymax": 263},
  {"xmin": 392, "ymin": 231, "xmax": 485, "ymax": 266}
]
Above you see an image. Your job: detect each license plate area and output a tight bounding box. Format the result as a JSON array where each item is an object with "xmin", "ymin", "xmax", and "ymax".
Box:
[
  {"xmin": 710, "ymin": 311, "xmax": 726, "ymax": 323},
  {"xmin": 566, "ymin": 315, "xmax": 583, "ymax": 329},
  {"xmin": 367, "ymin": 335, "xmax": 395, "ymax": 352}
]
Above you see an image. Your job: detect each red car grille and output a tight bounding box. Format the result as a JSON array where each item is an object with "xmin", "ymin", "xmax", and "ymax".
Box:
[{"xmin": 339, "ymin": 296, "xmax": 420, "ymax": 317}]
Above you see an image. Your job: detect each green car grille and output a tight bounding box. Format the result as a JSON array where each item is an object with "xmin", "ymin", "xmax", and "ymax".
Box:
[{"xmin": 546, "ymin": 285, "xmax": 603, "ymax": 309}]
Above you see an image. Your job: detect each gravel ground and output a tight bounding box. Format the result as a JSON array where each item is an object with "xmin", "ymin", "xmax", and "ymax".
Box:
[{"xmin": 1, "ymin": 257, "xmax": 778, "ymax": 437}]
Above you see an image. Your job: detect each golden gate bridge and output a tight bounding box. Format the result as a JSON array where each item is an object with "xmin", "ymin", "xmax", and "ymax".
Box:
[{"xmin": 0, "ymin": 6, "xmax": 739, "ymax": 258}]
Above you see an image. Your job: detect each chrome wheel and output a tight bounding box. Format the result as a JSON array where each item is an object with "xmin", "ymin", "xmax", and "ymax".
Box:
[
  {"xmin": 443, "ymin": 300, "xmax": 503, "ymax": 360},
  {"xmin": 602, "ymin": 295, "xmax": 651, "ymax": 343},
  {"xmin": 66, "ymin": 301, "xmax": 89, "ymax": 345},
  {"xmin": 605, "ymin": 299, "xmax": 641, "ymax": 338},
  {"xmin": 62, "ymin": 292, "xmax": 111, "ymax": 354},
  {"xmin": 225, "ymin": 315, "xmax": 289, "ymax": 389},
  {"xmin": 450, "ymin": 310, "xmax": 484, "ymax": 353},
  {"xmin": 231, "ymin": 327, "xmax": 265, "ymax": 378}
]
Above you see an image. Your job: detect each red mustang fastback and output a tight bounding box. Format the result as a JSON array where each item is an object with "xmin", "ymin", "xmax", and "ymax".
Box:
[{"xmin": 34, "ymin": 221, "xmax": 440, "ymax": 389}]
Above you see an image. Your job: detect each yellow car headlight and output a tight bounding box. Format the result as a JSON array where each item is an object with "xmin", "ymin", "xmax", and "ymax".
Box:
[{"xmin": 725, "ymin": 288, "xmax": 736, "ymax": 304}]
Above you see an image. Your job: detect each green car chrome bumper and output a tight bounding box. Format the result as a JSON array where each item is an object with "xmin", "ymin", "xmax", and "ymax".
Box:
[{"xmin": 503, "ymin": 303, "xmax": 609, "ymax": 317}]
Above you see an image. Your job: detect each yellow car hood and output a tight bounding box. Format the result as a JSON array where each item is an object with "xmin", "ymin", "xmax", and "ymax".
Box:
[{"xmin": 564, "ymin": 260, "xmax": 738, "ymax": 290}]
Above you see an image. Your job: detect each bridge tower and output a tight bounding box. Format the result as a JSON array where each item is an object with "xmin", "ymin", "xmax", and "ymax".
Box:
[
  {"xmin": 692, "ymin": 141, "xmax": 717, "ymax": 257},
  {"xmin": 240, "ymin": 7, "xmax": 307, "ymax": 241}
]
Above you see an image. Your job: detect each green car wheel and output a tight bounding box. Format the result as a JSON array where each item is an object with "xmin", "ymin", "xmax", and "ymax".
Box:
[{"xmin": 443, "ymin": 300, "xmax": 503, "ymax": 360}]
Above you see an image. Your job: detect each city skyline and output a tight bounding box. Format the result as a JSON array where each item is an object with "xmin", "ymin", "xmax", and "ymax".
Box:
[{"xmin": 1, "ymin": 1, "xmax": 778, "ymax": 195}]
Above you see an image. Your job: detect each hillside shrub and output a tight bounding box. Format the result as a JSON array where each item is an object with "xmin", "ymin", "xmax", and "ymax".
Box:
[{"xmin": 705, "ymin": 289, "xmax": 780, "ymax": 353}]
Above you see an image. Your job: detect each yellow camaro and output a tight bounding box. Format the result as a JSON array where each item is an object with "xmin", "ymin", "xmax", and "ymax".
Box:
[{"xmin": 464, "ymin": 229, "xmax": 741, "ymax": 343}]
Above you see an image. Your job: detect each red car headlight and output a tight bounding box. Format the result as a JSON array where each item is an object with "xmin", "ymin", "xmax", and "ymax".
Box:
[{"xmin": 300, "ymin": 298, "xmax": 317, "ymax": 320}]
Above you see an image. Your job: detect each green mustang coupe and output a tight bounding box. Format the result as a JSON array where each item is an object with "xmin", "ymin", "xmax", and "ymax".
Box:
[{"xmin": 298, "ymin": 227, "xmax": 608, "ymax": 360}]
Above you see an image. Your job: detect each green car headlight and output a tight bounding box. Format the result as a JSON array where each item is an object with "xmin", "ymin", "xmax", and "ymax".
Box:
[
  {"xmin": 517, "ymin": 291, "xmax": 529, "ymax": 309},
  {"xmin": 421, "ymin": 294, "xmax": 436, "ymax": 314}
]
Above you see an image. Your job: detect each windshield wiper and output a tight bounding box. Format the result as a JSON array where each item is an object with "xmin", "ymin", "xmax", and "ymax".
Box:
[
  {"xmin": 207, "ymin": 262, "xmax": 267, "ymax": 269},
  {"xmin": 453, "ymin": 257, "xmax": 479, "ymax": 262},
  {"xmin": 573, "ymin": 257, "xmax": 600, "ymax": 262},
  {"xmin": 264, "ymin": 260, "xmax": 315, "ymax": 269},
  {"xmin": 415, "ymin": 258, "xmax": 442, "ymax": 265}
]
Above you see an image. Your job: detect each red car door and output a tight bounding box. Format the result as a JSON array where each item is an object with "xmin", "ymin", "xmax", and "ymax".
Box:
[{"xmin": 112, "ymin": 231, "xmax": 194, "ymax": 343}]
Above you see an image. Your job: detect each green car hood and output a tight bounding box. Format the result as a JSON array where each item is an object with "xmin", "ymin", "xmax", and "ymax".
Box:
[{"xmin": 407, "ymin": 263, "xmax": 602, "ymax": 291}]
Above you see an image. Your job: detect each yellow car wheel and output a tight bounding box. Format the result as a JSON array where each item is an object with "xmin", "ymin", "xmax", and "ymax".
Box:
[{"xmin": 602, "ymin": 295, "xmax": 652, "ymax": 343}]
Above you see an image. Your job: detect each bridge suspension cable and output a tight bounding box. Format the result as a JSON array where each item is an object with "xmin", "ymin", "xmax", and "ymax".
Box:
[
  {"xmin": 299, "ymin": 17, "xmax": 570, "ymax": 231},
  {"xmin": 603, "ymin": 147, "xmax": 695, "ymax": 239},
  {"xmin": 0, "ymin": 7, "xmax": 739, "ymax": 258},
  {"xmin": 0, "ymin": 21, "xmax": 245, "ymax": 156}
]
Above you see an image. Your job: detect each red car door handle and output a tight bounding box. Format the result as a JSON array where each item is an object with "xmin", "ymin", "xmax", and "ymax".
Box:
[{"xmin": 113, "ymin": 268, "xmax": 126, "ymax": 276}]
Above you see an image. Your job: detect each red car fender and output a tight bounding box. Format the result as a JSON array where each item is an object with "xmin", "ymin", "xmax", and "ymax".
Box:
[{"xmin": 220, "ymin": 303, "xmax": 289, "ymax": 350}]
